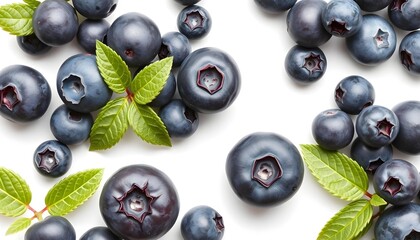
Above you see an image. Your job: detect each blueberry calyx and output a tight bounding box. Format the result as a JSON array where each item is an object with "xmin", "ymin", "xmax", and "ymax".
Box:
[
  {"xmin": 335, "ymin": 86, "xmax": 345, "ymax": 103},
  {"xmin": 115, "ymin": 183, "xmax": 157, "ymax": 224},
  {"xmin": 197, "ymin": 64, "xmax": 224, "ymax": 94},
  {"xmin": 382, "ymin": 177, "xmax": 403, "ymax": 196},
  {"xmin": 124, "ymin": 49, "xmax": 135, "ymax": 58},
  {"xmin": 374, "ymin": 29, "xmax": 390, "ymax": 48},
  {"xmin": 367, "ymin": 158, "xmax": 385, "ymax": 174},
  {"xmin": 36, "ymin": 148, "xmax": 59, "ymax": 173},
  {"xmin": 376, "ymin": 118, "xmax": 394, "ymax": 137},
  {"xmin": 213, "ymin": 213, "xmax": 224, "ymax": 233},
  {"xmin": 184, "ymin": 107, "xmax": 198, "ymax": 123},
  {"xmin": 62, "ymin": 75, "xmax": 86, "ymax": 104},
  {"xmin": 0, "ymin": 85, "xmax": 20, "ymax": 111},
  {"xmin": 158, "ymin": 44, "xmax": 170, "ymax": 59},
  {"xmin": 390, "ymin": 0, "xmax": 407, "ymax": 11},
  {"xmin": 68, "ymin": 111, "xmax": 82, "ymax": 122},
  {"xmin": 251, "ymin": 155, "xmax": 283, "ymax": 188},
  {"xmin": 303, "ymin": 53, "xmax": 323, "ymax": 74},
  {"xmin": 406, "ymin": 230, "xmax": 420, "ymax": 239},
  {"xmin": 328, "ymin": 20, "xmax": 349, "ymax": 36},
  {"xmin": 400, "ymin": 50, "xmax": 414, "ymax": 71},
  {"xmin": 184, "ymin": 10, "xmax": 204, "ymax": 30}
]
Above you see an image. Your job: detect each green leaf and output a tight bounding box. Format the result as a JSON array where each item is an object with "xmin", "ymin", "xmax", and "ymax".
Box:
[
  {"xmin": 45, "ymin": 169, "xmax": 104, "ymax": 216},
  {"xmin": 6, "ymin": 217, "xmax": 31, "ymax": 235},
  {"xmin": 0, "ymin": 167, "xmax": 31, "ymax": 217},
  {"xmin": 128, "ymin": 102, "xmax": 172, "ymax": 147},
  {"xmin": 131, "ymin": 57, "xmax": 173, "ymax": 105},
  {"xmin": 89, "ymin": 97, "xmax": 130, "ymax": 151},
  {"xmin": 23, "ymin": 0, "xmax": 40, "ymax": 9},
  {"xmin": 300, "ymin": 144, "xmax": 369, "ymax": 201},
  {"xmin": 95, "ymin": 41, "xmax": 131, "ymax": 94},
  {"xmin": 370, "ymin": 193, "xmax": 387, "ymax": 207},
  {"xmin": 318, "ymin": 199, "xmax": 373, "ymax": 240},
  {"xmin": 0, "ymin": 3, "xmax": 34, "ymax": 36}
]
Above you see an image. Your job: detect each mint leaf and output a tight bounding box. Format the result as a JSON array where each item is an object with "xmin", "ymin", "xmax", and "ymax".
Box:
[
  {"xmin": 96, "ymin": 40, "xmax": 131, "ymax": 94},
  {"xmin": 23, "ymin": 0, "xmax": 40, "ymax": 9},
  {"xmin": 370, "ymin": 193, "xmax": 387, "ymax": 207},
  {"xmin": 0, "ymin": 3, "xmax": 34, "ymax": 36},
  {"xmin": 0, "ymin": 167, "xmax": 31, "ymax": 217},
  {"xmin": 128, "ymin": 102, "xmax": 172, "ymax": 147},
  {"xmin": 300, "ymin": 144, "xmax": 369, "ymax": 201},
  {"xmin": 6, "ymin": 217, "xmax": 31, "ymax": 235},
  {"xmin": 89, "ymin": 97, "xmax": 130, "ymax": 151},
  {"xmin": 318, "ymin": 199, "xmax": 373, "ymax": 240},
  {"xmin": 131, "ymin": 57, "xmax": 173, "ymax": 105},
  {"xmin": 45, "ymin": 169, "xmax": 104, "ymax": 216}
]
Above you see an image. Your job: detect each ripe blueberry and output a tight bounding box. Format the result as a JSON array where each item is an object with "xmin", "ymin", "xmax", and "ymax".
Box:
[
  {"xmin": 33, "ymin": 140, "xmax": 72, "ymax": 178},
  {"xmin": 181, "ymin": 205, "xmax": 224, "ymax": 240},
  {"xmin": 24, "ymin": 216, "xmax": 76, "ymax": 240}
]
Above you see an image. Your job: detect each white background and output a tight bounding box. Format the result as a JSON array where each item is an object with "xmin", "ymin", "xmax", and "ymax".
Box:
[{"xmin": 0, "ymin": 0, "xmax": 419, "ymax": 239}]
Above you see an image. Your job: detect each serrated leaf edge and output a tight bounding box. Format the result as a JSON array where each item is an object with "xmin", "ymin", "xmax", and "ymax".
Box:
[
  {"xmin": 0, "ymin": 3, "xmax": 34, "ymax": 36},
  {"xmin": 5, "ymin": 217, "xmax": 32, "ymax": 235},
  {"xmin": 0, "ymin": 167, "xmax": 31, "ymax": 217}
]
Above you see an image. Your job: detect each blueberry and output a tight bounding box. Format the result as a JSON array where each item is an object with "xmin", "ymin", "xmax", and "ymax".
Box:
[
  {"xmin": 80, "ymin": 226, "xmax": 120, "ymax": 240},
  {"xmin": 253, "ymin": 0, "xmax": 297, "ymax": 13},
  {"xmin": 177, "ymin": 47, "xmax": 241, "ymax": 113},
  {"xmin": 225, "ymin": 132, "xmax": 304, "ymax": 207},
  {"xmin": 174, "ymin": 0, "xmax": 201, "ymax": 5},
  {"xmin": 353, "ymin": 0, "xmax": 393, "ymax": 12},
  {"xmin": 77, "ymin": 19, "xmax": 110, "ymax": 54},
  {"xmin": 33, "ymin": 140, "xmax": 72, "ymax": 178},
  {"xmin": 32, "ymin": 0, "xmax": 78, "ymax": 47},
  {"xmin": 399, "ymin": 30, "xmax": 420, "ymax": 76},
  {"xmin": 392, "ymin": 100, "xmax": 420, "ymax": 154},
  {"xmin": 373, "ymin": 159, "xmax": 420, "ymax": 205},
  {"xmin": 72, "ymin": 0, "xmax": 118, "ymax": 19},
  {"xmin": 388, "ymin": 0, "xmax": 420, "ymax": 31},
  {"xmin": 56, "ymin": 54, "xmax": 112, "ymax": 113},
  {"xmin": 50, "ymin": 104, "xmax": 93, "ymax": 145},
  {"xmin": 149, "ymin": 71, "xmax": 177, "ymax": 108},
  {"xmin": 158, "ymin": 99, "xmax": 199, "ymax": 138},
  {"xmin": 0, "ymin": 65, "xmax": 51, "ymax": 123},
  {"xmin": 159, "ymin": 31, "xmax": 191, "ymax": 68},
  {"xmin": 312, "ymin": 109, "xmax": 354, "ymax": 151},
  {"xmin": 16, "ymin": 34, "xmax": 52, "ymax": 55},
  {"xmin": 355, "ymin": 105, "xmax": 399, "ymax": 148},
  {"xmin": 99, "ymin": 164, "xmax": 179, "ymax": 240},
  {"xmin": 284, "ymin": 45, "xmax": 327, "ymax": 85},
  {"xmin": 321, "ymin": 0, "xmax": 362, "ymax": 38},
  {"xmin": 181, "ymin": 205, "xmax": 224, "ymax": 240},
  {"xmin": 24, "ymin": 216, "xmax": 76, "ymax": 240},
  {"xmin": 334, "ymin": 75, "xmax": 375, "ymax": 115},
  {"xmin": 345, "ymin": 14, "xmax": 397, "ymax": 66},
  {"xmin": 374, "ymin": 203, "xmax": 420, "ymax": 240},
  {"xmin": 106, "ymin": 12, "xmax": 161, "ymax": 68},
  {"xmin": 286, "ymin": 0, "xmax": 332, "ymax": 47},
  {"xmin": 350, "ymin": 137, "xmax": 393, "ymax": 174},
  {"xmin": 177, "ymin": 5, "xmax": 212, "ymax": 40}
]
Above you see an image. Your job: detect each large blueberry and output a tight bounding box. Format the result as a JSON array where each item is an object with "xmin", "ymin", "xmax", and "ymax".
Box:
[
  {"xmin": 77, "ymin": 19, "xmax": 110, "ymax": 54},
  {"xmin": 158, "ymin": 99, "xmax": 199, "ymax": 138},
  {"xmin": 177, "ymin": 47, "xmax": 241, "ymax": 113},
  {"xmin": 388, "ymin": 0, "xmax": 420, "ymax": 31},
  {"xmin": 374, "ymin": 203, "xmax": 420, "ymax": 240},
  {"xmin": 392, "ymin": 101, "xmax": 420, "ymax": 154},
  {"xmin": 355, "ymin": 105, "xmax": 399, "ymax": 148},
  {"xmin": 177, "ymin": 5, "xmax": 212, "ymax": 40},
  {"xmin": 57, "ymin": 54, "xmax": 112, "ymax": 113},
  {"xmin": 345, "ymin": 14, "xmax": 397, "ymax": 65},
  {"xmin": 16, "ymin": 34, "xmax": 51, "ymax": 55},
  {"xmin": 254, "ymin": 0, "xmax": 297, "ymax": 13},
  {"xmin": 286, "ymin": 0, "xmax": 332, "ymax": 47},
  {"xmin": 181, "ymin": 205, "xmax": 224, "ymax": 240},
  {"xmin": 311, "ymin": 109, "xmax": 354, "ymax": 151},
  {"xmin": 99, "ymin": 164, "xmax": 179, "ymax": 240},
  {"xmin": 72, "ymin": 0, "xmax": 118, "ymax": 19},
  {"xmin": 284, "ymin": 45, "xmax": 327, "ymax": 85},
  {"xmin": 0, "ymin": 65, "xmax": 51, "ymax": 123},
  {"xmin": 50, "ymin": 104, "xmax": 93, "ymax": 145},
  {"xmin": 32, "ymin": 0, "xmax": 78, "ymax": 47},
  {"xmin": 33, "ymin": 140, "xmax": 72, "ymax": 178},
  {"xmin": 353, "ymin": 0, "xmax": 393, "ymax": 12},
  {"xmin": 399, "ymin": 30, "xmax": 420, "ymax": 76},
  {"xmin": 159, "ymin": 31, "xmax": 191, "ymax": 68},
  {"xmin": 24, "ymin": 216, "xmax": 76, "ymax": 240},
  {"xmin": 350, "ymin": 137, "xmax": 393, "ymax": 174},
  {"xmin": 225, "ymin": 132, "xmax": 304, "ymax": 207},
  {"xmin": 106, "ymin": 12, "xmax": 161, "ymax": 68},
  {"xmin": 321, "ymin": 0, "xmax": 362, "ymax": 38},
  {"xmin": 334, "ymin": 75, "xmax": 375, "ymax": 115}
]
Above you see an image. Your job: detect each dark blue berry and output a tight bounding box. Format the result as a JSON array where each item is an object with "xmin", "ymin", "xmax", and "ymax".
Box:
[
  {"xmin": 321, "ymin": 0, "xmax": 362, "ymax": 38},
  {"xmin": 33, "ymin": 140, "xmax": 72, "ymax": 178},
  {"xmin": 80, "ymin": 226, "xmax": 120, "ymax": 240},
  {"xmin": 158, "ymin": 99, "xmax": 199, "ymax": 138},
  {"xmin": 392, "ymin": 100, "xmax": 420, "ymax": 154},
  {"xmin": 181, "ymin": 205, "xmax": 224, "ymax": 240},
  {"xmin": 350, "ymin": 137, "xmax": 393, "ymax": 174},
  {"xmin": 225, "ymin": 132, "xmax": 304, "ymax": 207},
  {"xmin": 24, "ymin": 216, "xmax": 76, "ymax": 240},
  {"xmin": 254, "ymin": 0, "xmax": 297, "ymax": 13},
  {"xmin": 77, "ymin": 19, "xmax": 110, "ymax": 54},
  {"xmin": 353, "ymin": 0, "xmax": 393, "ymax": 12},
  {"xmin": 312, "ymin": 109, "xmax": 354, "ymax": 150},
  {"xmin": 159, "ymin": 31, "xmax": 191, "ymax": 68},
  {"xmin": 388, "ymin": 0, "xmax": 420, "ymax": 31},
  {"xmin": 399, "ymin": 30, "xmax": 420, "ymax": 76},
  {"xmin": 72, "ymin": 0, "xmax": 118, "ymax": 19},
  {"xmin": 177, "ymin": 5, "xmax": 212, "ymax": 40},
  {"xmin": 16, "ymin": 34, "xmax": 51, "ymax": 55},
  {"xmin": 0, "ymin": 65, "xmax": 51, "ymax": 123}
]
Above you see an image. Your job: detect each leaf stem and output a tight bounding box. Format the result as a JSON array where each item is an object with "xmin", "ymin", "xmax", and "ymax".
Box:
[
  {"xmin": 364, "ymin": 191, "xmax": 373, "ymax": 199},
  {"xmin": 29, "ymin": 206, "xmax": 48, "ymax": 221},
  {"xmin": 126, "ymin": 88, "xmax": 134, "ymax": 102}
]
